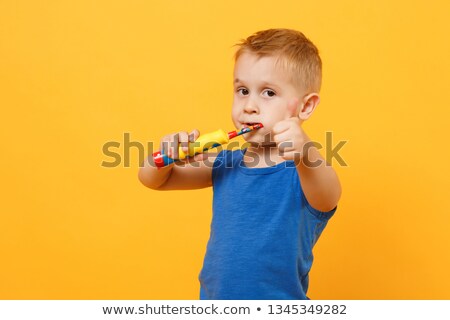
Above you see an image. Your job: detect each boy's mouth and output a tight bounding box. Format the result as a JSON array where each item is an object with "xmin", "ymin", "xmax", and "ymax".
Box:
[{"xmin": 241, "ymin": 122, "xmax": 260, "ymax": 129}]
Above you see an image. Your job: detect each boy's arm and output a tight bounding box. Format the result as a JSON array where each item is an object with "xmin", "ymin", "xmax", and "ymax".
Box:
[
  {"xmin": 273, "ymin": 117, "xmax": 341, "ymax": 212},
  {"xmin": 138, "ymin": 152, "xmax": 217, "ymax": 190},
  {"xmin": 296, "ymin": 146, "xmax": 341, "ymax": 212}
]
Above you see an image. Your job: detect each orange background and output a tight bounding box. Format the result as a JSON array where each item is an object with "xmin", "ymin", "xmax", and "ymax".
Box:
[{"xmin": 1, "ymin": 0, "xmax": 449, "ymax": 299}]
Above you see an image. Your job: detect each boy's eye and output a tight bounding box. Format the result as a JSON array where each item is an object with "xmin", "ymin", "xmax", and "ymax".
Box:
[
  {"xmin": 237, "ymin": 88, "xmax": 249, "ymax": 95},
  {"xmin": 262, "ymin": 89, "xmax": 276, "ymax": 97}
]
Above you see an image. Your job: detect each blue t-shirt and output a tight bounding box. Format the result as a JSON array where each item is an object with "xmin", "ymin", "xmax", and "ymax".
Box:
[{"xmin": 199, "ymin": 149, "xmax": 336, "ymax": 300}]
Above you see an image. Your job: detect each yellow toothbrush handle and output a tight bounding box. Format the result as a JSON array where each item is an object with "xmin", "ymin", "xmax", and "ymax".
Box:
[{"xmin": 177, "ymin": 129, "xmax": 229, "ymax": 160}]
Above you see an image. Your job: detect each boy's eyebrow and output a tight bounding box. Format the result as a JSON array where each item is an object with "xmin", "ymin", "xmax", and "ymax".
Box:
[
  {"xmin": 234, "ymin": 78, "xmax": 280, "ymax": 89},
  {"xmin": 234, "ymin": 78, "xmax": 276, "ymax": 86}
]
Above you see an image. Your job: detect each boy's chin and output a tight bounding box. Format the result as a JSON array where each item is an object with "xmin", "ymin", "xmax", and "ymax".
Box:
[
  {"xmin": 243, "ymin": 130, "xmax": 272, "ymax": 142},
  {"xmin": 243, "ymin": 136, "xmax": 276, "ymax": 148},
  {"xmin": 242, "ymin": 137, "xmax": 259, "ymax": 146}
]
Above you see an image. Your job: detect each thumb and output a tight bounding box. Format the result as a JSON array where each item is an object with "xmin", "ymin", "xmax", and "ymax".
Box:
[
  {"xmin": 182, "ymin": 152, "xmax": 208, "ymax": 164},
  {"xmin": 193, "ymin": 153, "xmax": 208, "ymax": 162}
]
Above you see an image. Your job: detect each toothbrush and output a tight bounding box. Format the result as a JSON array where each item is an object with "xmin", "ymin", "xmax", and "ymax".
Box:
[{"xmin": 152, "ymin": 123, "xmax": 264, "ymax": 168}]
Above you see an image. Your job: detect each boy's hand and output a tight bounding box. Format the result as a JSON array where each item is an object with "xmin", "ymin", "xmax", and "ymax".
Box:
[
  {"xmin": 272, "ymin": 117, "xmax": 311, "ymax": 161},
  {"xmin": 160, "ymin": 129, "xmax": 208, "ymax": 164}
]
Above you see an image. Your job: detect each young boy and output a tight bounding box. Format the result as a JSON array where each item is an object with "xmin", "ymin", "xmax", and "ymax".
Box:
[{"xmin": 139, "ymin": 28, "xmax": 341, "ymax": 299}]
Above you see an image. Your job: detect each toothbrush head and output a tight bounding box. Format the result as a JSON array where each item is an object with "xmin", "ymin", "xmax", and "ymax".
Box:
[{"xmin": 228, "ymin": 123, "xmax": 264, "ymax": 139}]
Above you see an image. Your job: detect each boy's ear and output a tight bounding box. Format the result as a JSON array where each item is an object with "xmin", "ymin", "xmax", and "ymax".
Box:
[{"xmin": 298, "ymin": 93, "xmax": 320, "ymax": 121}]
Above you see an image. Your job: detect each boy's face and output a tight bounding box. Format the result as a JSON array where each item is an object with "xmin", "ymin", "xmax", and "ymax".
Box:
[{"xmin": 232, "ymin": 52, "xmax": 303, "ymax": 144}]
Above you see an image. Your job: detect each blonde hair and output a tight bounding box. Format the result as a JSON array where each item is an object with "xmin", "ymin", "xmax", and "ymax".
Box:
[{"xmin": 234, "ymin": 28, "xmax": 322, "ymax": 93}]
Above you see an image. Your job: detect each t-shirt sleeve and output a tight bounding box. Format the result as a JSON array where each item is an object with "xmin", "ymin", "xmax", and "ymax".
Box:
[{"xmin": 300, "ymin": 187, "xmax": 337, "ymax": 221}]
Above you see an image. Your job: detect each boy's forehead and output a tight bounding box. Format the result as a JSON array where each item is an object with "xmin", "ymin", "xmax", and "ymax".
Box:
[
  {"xmin": 234, "ymin": 53, "xmax": 297, "ymax": 86},
  {"xmin": 235, "ymin": 52, "xmax": 278, "ymax": 68},
  {"xmin": 234, "ymin": 53, "xmax": 283, "ymax": 77}
]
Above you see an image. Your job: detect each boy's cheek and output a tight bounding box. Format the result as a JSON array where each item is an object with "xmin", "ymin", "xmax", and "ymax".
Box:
[
  {"xmin": 230, "ymin": 111, "xmax": 240, "ymax": 125},
  {"xmin": 230, "ymin": 116, "xmax": 238, "ymax": 128}
]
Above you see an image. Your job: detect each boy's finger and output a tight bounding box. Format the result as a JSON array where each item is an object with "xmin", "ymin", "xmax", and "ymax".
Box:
[
  {"xmin": 278, "ymin": 140, "xmax": 296, "ymax": 153},
  {"xmin": 189, "ymin": 129, "xmax": 200, "ymax": 142},
  {"xmin": 178, "ymin": 131, "xmax": 190, "ymax": 154},
  {"xmin": 160, "ymin": 137, "xmax": 170, "ymax": 157},
  {"xmin": 194, "ymin": 153, "xmax": 208, "ymax": 161},
  {"xmin": 177, "ymin": 152, "xmax": 207, "ymax": 165},
  {"xmin": 272, "ymin": 120, "xmax": 290, "ymax": 135},
  {"xmin": 172, "ymin": 133, "xmax": 179, "ymax": 159},
  {"xmin": 160, "ymin": 140, "xmax": 165, "ymax": 156},
  {"xmin": 273, "ymin": 131, "xmax": 291, "ymax": 144},
  {"xmin": 186, "ymin": 153, "xmax": 208, "ymax": 164}
]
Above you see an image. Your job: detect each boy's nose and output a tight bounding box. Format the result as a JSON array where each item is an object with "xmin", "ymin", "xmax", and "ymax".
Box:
[{"xmin": 243, "ymin": 104, "xmax": 259, "ymax": 114}]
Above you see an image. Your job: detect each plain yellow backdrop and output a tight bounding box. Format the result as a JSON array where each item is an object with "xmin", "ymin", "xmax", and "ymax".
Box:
[{"xmin": 1, "ymin": 0, "xmax": 449, "ymax": 299}]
